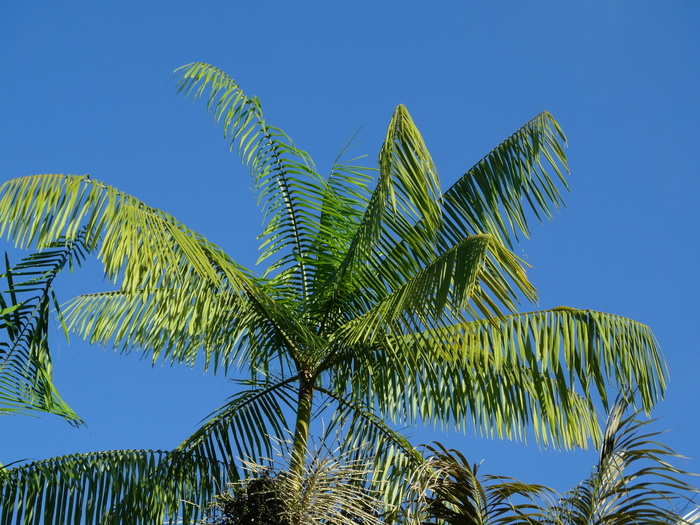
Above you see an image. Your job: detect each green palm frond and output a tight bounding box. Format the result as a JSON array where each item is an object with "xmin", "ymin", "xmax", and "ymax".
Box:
[
  {"xmin": 63, "ymin": 281, "xmax": 299, "ymax": 376},
  {"xmin": 106, "ymin": 379, "xmax": 298, "ymax": 524},
  {"xmin": 0, "ymin": 175, "xmax": 221, "ymax": 291},
  {"xmin": 416, "ymin": 308, "xmax": 664, "ymax": 449},
  {"xmin": 453, "ymin": 309, "xmax": 667, "ymax": 417},
  {"xmin": 0, "ymin": 237, "xmax": 87, "ymax": 424},
  {"xmin": 309, "ymin": 143, "xmax": 374, "ymax": 294},
  {"xmin": 175, "ymin": 62, "xmax": 331, "ymax": 294},
  {"xmin": 438, "ymin": 111, "xmax": 568, "ymax": 250},
  {"xmin": 176, "ymin": 377, "xmax": 295, "ymax": 470},
  {"xmin": 330, "ymin": 328, "xmax": 601, "ymax": 451},
  {"xmin": 0, "ymin": 174, "xmax": 320, "ymax": 372},
  {"xmin": 328, "ymin": 308, "xmax": 665, "ymax": 451},
  {"xmin": 0, "ymin": 380, "xmax": 297, "ymax": 524},
  {"xmin": 348, "ymin": 110, "xmax": 567, "ymax": 317},
  {"xmin": 320, "ymin": 105, "xmax": 442, "ymax": 306},
  {"xmin": 404, "ymin": 403, "xmax": 699, "ymax": 525},
  {"xmin": 0, "ymin": 449, "xmax": 180, "ymax": 524}
]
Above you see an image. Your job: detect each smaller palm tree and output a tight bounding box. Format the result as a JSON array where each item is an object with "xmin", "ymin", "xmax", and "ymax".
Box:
[
  {"xmin": 411, "ymin": 397, "xmax": 699, "ymax": 525},
  {"xmin": 544, "ymin": 397, "xmax": 699, "ymax": 524},
  {"xmin": 407, "ymin": 443, "xmax": 552, "ymax": 525}
]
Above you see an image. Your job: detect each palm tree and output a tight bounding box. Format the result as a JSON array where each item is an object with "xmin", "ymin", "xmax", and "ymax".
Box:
[
  {"xmin": 542, "ymin": 397, "xmax": 699, "ymax": 524},
  {"xmin": 412, "ymin": 398, "xmax": 699, "ymax": 524},
  {"xmin": 406, "ymin": 443, "xmax": 553, "ymax": 524},
  {"xmin": 0, "ymin": 62, "xmax": 667, "ymax": 523}
]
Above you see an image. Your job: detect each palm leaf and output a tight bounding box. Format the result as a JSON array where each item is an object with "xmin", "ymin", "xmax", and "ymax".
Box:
[
  {"xmin": 0, "ymin": 378, "xmax": 297, "ymax": 524},
  {"xmin": 0, "ymin": 237, "xmax": 87, "ymax": 424},
  {"xmin": 0, "ymin": 449, "xmax": 177, "ymax": 524},
  {"xmin": 0, "ymin": 175, "xmax": 220, "ymax": 291},
  {"xmin": 343, "ymin": 111, "xmax": 567, "ymax": 325},
  {"xmin": 412, "ymin": 308, "xmax": 665, "ymax": 449},
  {"xmin": 309, "ymin": 141, "xmax": 374, "ymax": 296},
  {"xmin": 319, "ymin": 105, "xmax": 442, "ymax": 309},
  {"xmin": 438, "ymin": 110, "xmax": 568, "ymax": 250},
  {"xmin": 0, "ymin": 174, "xmax": 319, "ymax": 372},
  {"xmin": 409, "ymin": 442, "xmax": 553, "ymax": 525},
  {"xmin": 175, "ymin": 62, "xmax": 332, "ymax": 297}
]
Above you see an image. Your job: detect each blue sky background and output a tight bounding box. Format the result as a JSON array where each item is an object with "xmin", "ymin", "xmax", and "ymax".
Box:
[{"xmin": 1, "ymin": 0, "xmax": 698, "ymax": 503}]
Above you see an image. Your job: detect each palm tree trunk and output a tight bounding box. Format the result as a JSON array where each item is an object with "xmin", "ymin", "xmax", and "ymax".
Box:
[{"xmin": 289, "ymin": 375, "xmax": 314, "ymax": 481}]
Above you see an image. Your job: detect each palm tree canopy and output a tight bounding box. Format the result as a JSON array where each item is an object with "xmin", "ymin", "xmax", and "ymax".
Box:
[{"xmin": 0, "ymin": 62, "xmax": 668, "ymax": 523}]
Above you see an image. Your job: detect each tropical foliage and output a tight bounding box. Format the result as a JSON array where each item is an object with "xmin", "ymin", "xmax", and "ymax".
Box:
[
  {"xmin": 0, "ymin": 62, "xmax": 668, "ymax": 523},
  {"xmin": 410, "ymin": 398, "xmax": 699, "ymax": 524},
  {"xmin": 0, "ymin": 237, "xmax": 86, "ymax": 425},
  {"xmin": 199, "ymin": 440, "xmax": 385, "ymax": 525}
]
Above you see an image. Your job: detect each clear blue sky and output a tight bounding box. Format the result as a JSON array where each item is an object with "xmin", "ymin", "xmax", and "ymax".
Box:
[{"xmin": 1, "ymin": 0, "xmax": 698, "ymax": 501}]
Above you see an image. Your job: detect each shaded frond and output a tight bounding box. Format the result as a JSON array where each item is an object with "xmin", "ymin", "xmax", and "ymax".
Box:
[
  {"xmin": 0, "ymin": 449, "xmax": 197, "ymax": 525},
  {"xmin": 0, "ymin": 380, "xmax": 299, "ymax": 524},
  {"xmin": 408, "ymin": 442, "xmax": 553, "ymax": 525},
  {"xmin": 105, "ymin": 378, "xmax": 297, "ymax": 524},
  {"xmin": 173, "ymin": 377, "xmax": 296, "ymax": 471},
  {"xmin": 0, "ymin": 237, "xmax": 87, "ymax": 424}
]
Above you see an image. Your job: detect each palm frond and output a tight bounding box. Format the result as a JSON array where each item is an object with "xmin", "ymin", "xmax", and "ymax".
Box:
[
  {"xmin": 331, "ymin": 329, "xmax": 602, "ymax": 452},
  {"xmin": 309, "ymin": 142, "xmax": 374, "ymax": 295},
  {"xmin": 439, "ymin": 111, "xmax": 568, "ymax": 250},
  {"xmin": 0, "ymin": 236, "xmax": 87, "ymax": 425},
  {"xmin": 462, "ymin": 308, "xmax": 666, "ymax": 415},
  {"xmin": 63, "ymin": 280, "xmax": 300, "ymax": 377},
  {"xmin": 0, "ymin": 175, "xmax": 222, "ymax": 292},
  {"xmin": 106, "ymin": 378, "xmax": 299, "ymax": 524},
  {"xmin": 0, "ymin": 174, "xmax": 320, "ymax": 372},
  {"xmin": 405, "ymin": 308, "xmax": 665, "ymax": 449},
  {"xmin": 175, "ymin": 62, "xmax": 332, "ymax": 296},
  {"xmin": 342, "ymin": 111, "xmax": 567, "ymax": 324},
  {"xmin": 0, "ymin": 378, "xmax": 300, "ymax": 524},
  {"xmin": 316, "ymin": 105, "xmax": 442, "ymax": 317},
  {"xmin": 175, "ymin": 377, "xmax": 296, "ymax": 470},
  {"xmin": 331, "ymin": 234, "xmax": 535, "ymax": 349},
  {"xmin": 0, "ymin": 449, "xmax": 184, "ymax": 525}
]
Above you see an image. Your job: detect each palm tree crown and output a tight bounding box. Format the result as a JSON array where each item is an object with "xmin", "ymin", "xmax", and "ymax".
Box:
[{"xmin": 0, "ymin": 63, "xmax": 667, "ymax": 523}]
